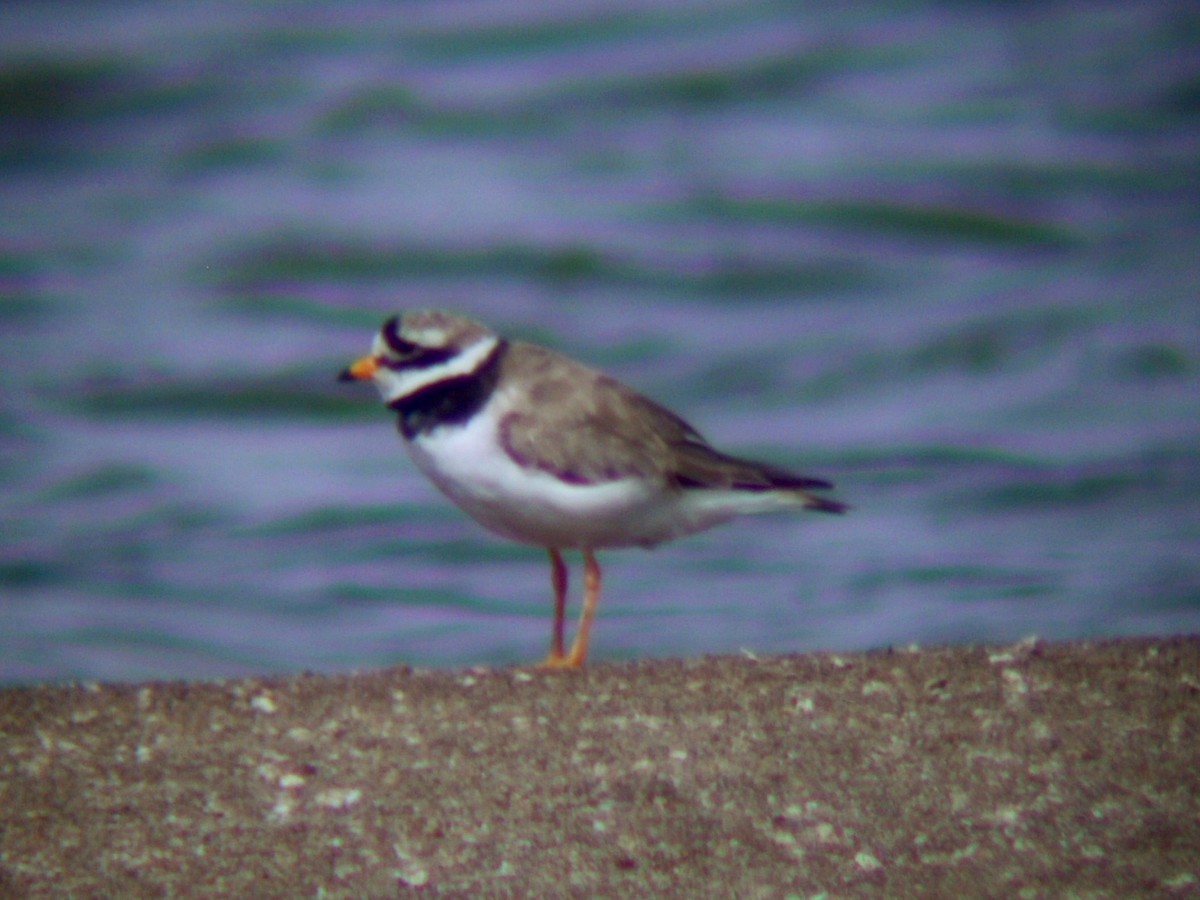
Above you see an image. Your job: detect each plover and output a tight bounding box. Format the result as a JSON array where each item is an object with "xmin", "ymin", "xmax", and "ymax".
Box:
[{"xmin": 339, "ymin": 310, "xmax": 845, "ymax": 667}]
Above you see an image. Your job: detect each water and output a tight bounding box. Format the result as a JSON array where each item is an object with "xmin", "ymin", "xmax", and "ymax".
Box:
[{"xmin": 2, "ymin": 0, "xmax": 1198, "ymax": 683}]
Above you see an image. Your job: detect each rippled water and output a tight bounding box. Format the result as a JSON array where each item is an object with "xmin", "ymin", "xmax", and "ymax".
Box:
[{"xmin": 2, "ymin": 1, "xmax": 1198, "ymax": 683}]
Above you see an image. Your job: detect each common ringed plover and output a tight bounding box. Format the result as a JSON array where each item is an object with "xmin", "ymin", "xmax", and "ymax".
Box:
[{"xmin": 339, "ymin": 310, "xmax": 845, "ymax": 667}]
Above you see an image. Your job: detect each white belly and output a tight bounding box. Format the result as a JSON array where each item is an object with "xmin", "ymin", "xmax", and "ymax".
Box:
[{"xmin": 402, "ymin": 409, "xmax": 773, "ymax": 549}]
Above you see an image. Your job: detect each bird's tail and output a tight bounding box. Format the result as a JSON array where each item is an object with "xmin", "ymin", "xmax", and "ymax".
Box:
[{"xmin": 673, "ymin": 443, "xmax": 848, "ymax": 513}]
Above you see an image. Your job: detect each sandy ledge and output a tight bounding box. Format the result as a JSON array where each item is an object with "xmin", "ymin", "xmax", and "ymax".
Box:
[{"xmin": 2, "ymin": 636, "xmax": 1198, "ymax": 897}]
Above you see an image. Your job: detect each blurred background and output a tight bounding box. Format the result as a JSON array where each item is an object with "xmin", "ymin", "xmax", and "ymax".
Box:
[{"xmin": 2, "ymin": 1, "xmax": 1198, "ymax": 683}]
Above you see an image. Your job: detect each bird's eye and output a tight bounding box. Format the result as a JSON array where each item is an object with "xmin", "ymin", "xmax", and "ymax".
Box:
[{"xmin": 382, "ymin": 317, "xmax": 417, "ymax": 356}]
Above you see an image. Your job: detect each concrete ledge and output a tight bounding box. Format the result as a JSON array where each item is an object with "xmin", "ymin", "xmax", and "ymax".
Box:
[{"xmin": 2, "ymin": 637, "xmax": 1198, "ymax": 896}]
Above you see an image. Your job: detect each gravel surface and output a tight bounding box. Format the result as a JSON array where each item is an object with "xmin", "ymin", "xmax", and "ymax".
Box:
[{"xmin": 2, "ymin": 637, "xmax": 1198, "ymax": 897}]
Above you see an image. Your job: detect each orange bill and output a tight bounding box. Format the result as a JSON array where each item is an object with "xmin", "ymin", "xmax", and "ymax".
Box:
[{"xmin": 338, "ymin": 355, "xmax": 379, "ymax": 382}]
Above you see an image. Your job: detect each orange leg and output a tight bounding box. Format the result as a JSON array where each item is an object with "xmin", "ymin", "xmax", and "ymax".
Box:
[
  {"xmin": 542, "ymin": 548, "xmax": 568, "ymax": 664},
  {"xmin": 541, "ymin": 549, "xmax": 601, "ymax": 669}
]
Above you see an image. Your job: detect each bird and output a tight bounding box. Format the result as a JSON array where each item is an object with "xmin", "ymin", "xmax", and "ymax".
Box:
[{"xmin": 338, "ymin": 310, "xmax": 846, "ymax": 668}]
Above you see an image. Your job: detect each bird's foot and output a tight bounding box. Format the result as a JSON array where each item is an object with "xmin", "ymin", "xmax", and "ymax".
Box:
[{"xmin": 538, "ymin": 649, "xmax": 584, "ymax": 669}]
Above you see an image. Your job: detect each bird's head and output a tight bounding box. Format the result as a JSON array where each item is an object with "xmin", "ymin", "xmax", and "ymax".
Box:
[{"xmin": 338, "ymin": 310, "xmax": 500, "ymax": 406}]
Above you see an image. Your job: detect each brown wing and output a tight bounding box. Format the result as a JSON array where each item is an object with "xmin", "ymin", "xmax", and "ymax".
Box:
[
  {"xmin": 497, "ymin": 341, "xmax": 847, "ymax": 513},
  {"xmin": 497, "ymin": 341, "xmax": 701, "ymax": 485}
]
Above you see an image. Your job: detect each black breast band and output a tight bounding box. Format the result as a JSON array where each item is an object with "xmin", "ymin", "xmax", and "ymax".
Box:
[{"xmin": 388, "ymin": 340, "xmax": 508, "ymax": 439}]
